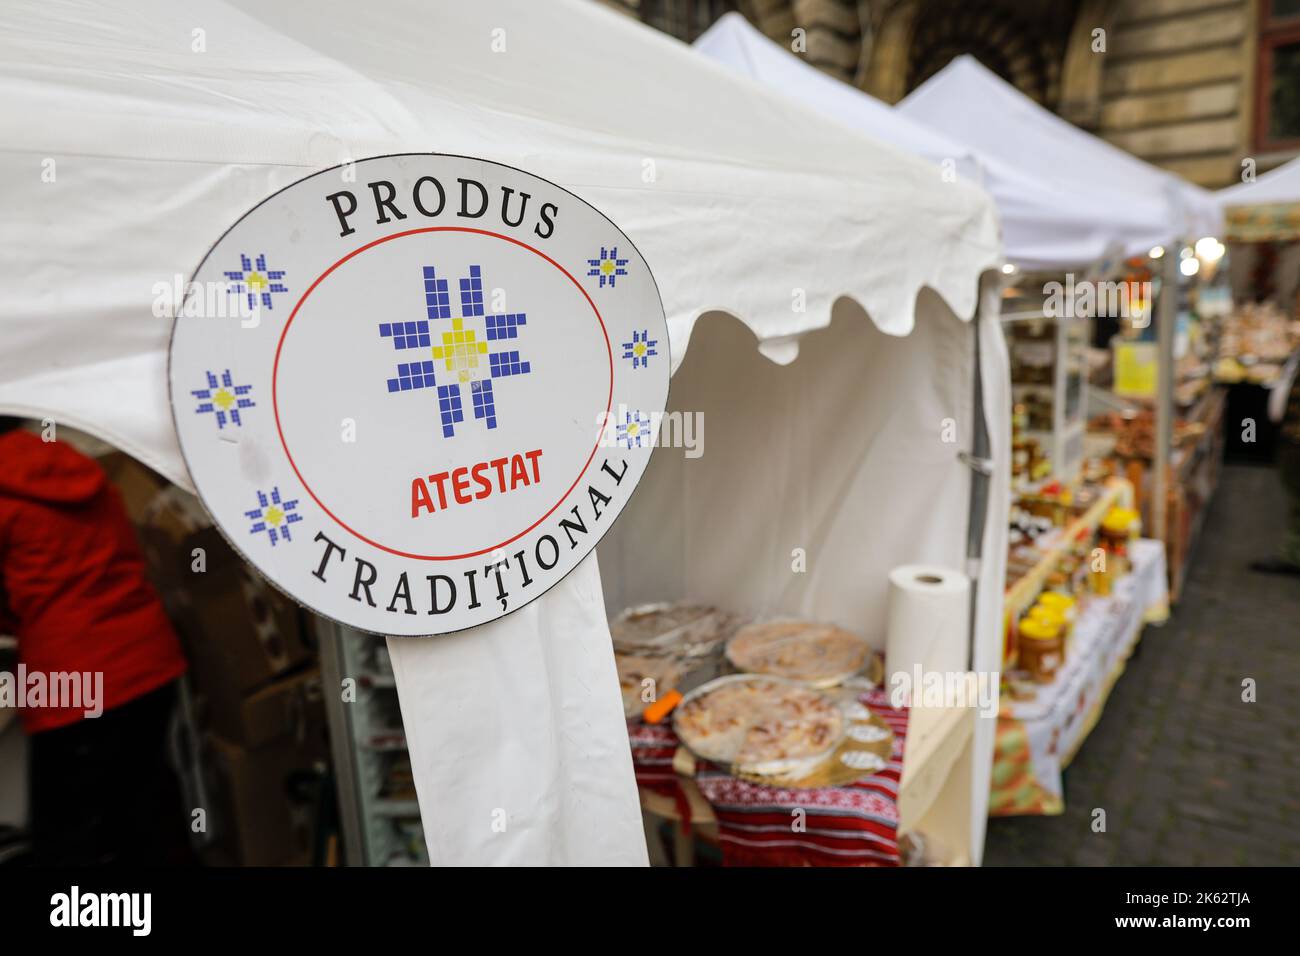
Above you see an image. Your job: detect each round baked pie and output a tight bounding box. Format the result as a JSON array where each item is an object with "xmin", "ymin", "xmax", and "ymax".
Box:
[
  {"xmin": 726, "ymin": 619, "xmax": 869, "ymax": 686},
  {"xmin": 673, "ymin": 676, "xmax": 844, "ymax": 773},
  {"xmin": 610, "ymin": 602, "xmax": 729, "ymax": 652}
]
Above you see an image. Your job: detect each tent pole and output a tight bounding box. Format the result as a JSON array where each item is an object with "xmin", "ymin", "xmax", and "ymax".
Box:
[{"xmin": 1153, "ymin": 240, "xmax": 1178, "ymax": 546}]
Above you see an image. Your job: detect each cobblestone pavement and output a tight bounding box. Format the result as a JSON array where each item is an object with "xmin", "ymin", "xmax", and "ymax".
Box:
[{"xmin": 984, "ymin": 463, "xmax": 1300, "ymax": 866}]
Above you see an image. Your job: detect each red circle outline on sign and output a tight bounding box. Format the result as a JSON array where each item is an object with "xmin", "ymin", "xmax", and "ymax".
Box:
[{"xmin": 272, "ymin": 226, "xmax": 614, "ymax": 561}]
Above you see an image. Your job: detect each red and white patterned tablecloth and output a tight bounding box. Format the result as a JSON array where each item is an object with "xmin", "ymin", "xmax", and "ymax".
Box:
[{"xmin": 629, "ymin": 687, "xmax": 909, "ymax": 866}]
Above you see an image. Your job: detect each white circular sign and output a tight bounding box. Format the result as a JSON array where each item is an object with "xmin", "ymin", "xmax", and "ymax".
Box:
[{"xmin": 170, "ymin": 154, "xmax": 669, "ymax": 636}]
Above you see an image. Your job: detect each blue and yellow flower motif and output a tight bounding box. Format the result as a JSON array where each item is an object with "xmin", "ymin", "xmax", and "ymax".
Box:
[
  {"xmin": 622, "ymin": 329, "xmax": 658, "ymax": 369},
  {"xmin": 224, "ymin": 253, "xmax": 288, "ymax": 311},
  {"xmin": 587, "ymin": 246, "xmax": 628, "ymax": 289},
  {"xmin": 245, "ymin": 487, "xmax": 301, "ymax": 546},
  {"xmin": 192, "ymin": 369, "xmax": 254, "ymax": 429},
  {"xmin": 379, "ymin": 265, "xmax": 533, "ymax": 439},
  {"xmin": 616, "ymin": 410, "xmax": 652, "ymax": 448}
]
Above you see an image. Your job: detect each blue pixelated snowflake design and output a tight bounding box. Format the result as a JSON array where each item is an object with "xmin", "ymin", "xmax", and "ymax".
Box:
[
  {"xmin": 378, "ymin": 320, "xmax": 431, "ymax": 350},
  {"xmin": 224, "ymin": 254, "xmax": 288, "ymax": 312},
  {"xmin": 379, "ymin": 265, "xmax": 533, "ymax": 439},
  {"xmin": 245, "ymin": 487, "xmax": 302, "ymax": 546},
  {"xmin": 622, "ymin": 329, "xmax": 658, "ymax": 369},
  {"xmin": 616, "ymin": 410, "xmax": 653, "ymax": 448},
  {"xmin": 192, "ymin": 369, "xmax": 255, "ymax": 429},
  {"xmin": 587, "ymin": 246, "xmax": 629, "ymax": 289}
]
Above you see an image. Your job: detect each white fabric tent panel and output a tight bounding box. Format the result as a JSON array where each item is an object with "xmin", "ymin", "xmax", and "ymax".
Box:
[
  {"xmin": 694, "ymin": 13, "xmax": 984, "ymax": 182},
  {"xmin": 692, "ymin": 14, "xmax": 1178, "ymax": 271},
  {"xmin": 1218, "ymin": 154, "xmax": 1300, "ymax": 207},
  {"xmin": 387, "ymin": 554, "xmax": 648, "ymax": 866},
  {"xmin": 0, "ymin": 0, "xmax": 1001, "ymax": 492},
  {"xmin": 601, "ymin": 297, "xmax": 972, "ymax": 634}
]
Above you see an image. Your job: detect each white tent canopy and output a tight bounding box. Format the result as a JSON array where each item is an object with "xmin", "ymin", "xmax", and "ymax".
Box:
[
  {"xmin": 695, "ymin": 13, "xmax": 983, "ymax": 182},
  {"xmin": 1218, "ymin": 155, "xmax": 1300, "ymax": 207},
  {"xmin": 1, "ymin": 0, "xmax": 1008, "ymax": 865},
  {"xmin": 899, "ymin": 54, "xmax": 1223, "ymax": 261},
  {"xmin": 694, "ymin": 14, "xmax": 1164, "ymax": 272}
]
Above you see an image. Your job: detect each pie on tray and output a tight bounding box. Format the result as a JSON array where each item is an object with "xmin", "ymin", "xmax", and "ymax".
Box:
[
  {"xmin": 726, "ymin": 619, "xmax": 869, "ymax": 685},
  {"xmin": 674, "ymin": 677, "xmax": 844, "ymax": 771},
  {"xmin": 610, "ymin": 602, "xmax": 724, "ymax": 652}
]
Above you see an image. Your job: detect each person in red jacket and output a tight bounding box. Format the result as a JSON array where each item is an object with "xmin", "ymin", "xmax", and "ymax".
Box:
[{"xmin": 0, "ymin": 417, "xmax": 190, "ymax": 865}]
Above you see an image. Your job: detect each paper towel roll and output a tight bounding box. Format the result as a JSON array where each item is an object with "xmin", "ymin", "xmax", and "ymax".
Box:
[{"xmin": 885, "ymin": 565, "xmax": 971, "ymax": 689}]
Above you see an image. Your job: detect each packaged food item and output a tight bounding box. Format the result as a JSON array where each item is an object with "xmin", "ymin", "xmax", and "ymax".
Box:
[
  {"xmin": 1036, "ymin": 592, "xmax": 1076, "ymax": 637},
  {"xmin": 1099, "ymin": 508, "xmax": 1137, "ymax": 576},
  {"xmin": 1018, "ymin": 617, "xmax": 1063, "ymax": 684},
  {"xmin": 1028, "ymin": 599, "xmax": 1072, "ymax": 656}
]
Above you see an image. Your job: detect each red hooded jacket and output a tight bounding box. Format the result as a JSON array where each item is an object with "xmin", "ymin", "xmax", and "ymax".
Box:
[{"xmin": 0, "ymin": 430, "xmax": 186, "ymax": 733}]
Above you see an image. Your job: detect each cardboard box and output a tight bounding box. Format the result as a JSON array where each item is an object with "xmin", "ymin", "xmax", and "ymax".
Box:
[
  {"xmin": 96, "ymin": 451, "xmax": 170, "ymax": 525},
  {"xmin": 140, "ymin": 522, "xmax": 310, "ymax": 697},
  {"xmin": 206, "ymin": 667, "xmax": 329, "ymax": 755},
  {"xmin": 207, "ymin": 734, "xmax": 321, "ymax": 867}
]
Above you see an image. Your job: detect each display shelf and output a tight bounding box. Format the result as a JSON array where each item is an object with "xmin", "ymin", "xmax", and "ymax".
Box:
[
  {"xmin": 991, "ymin": 540, "xmax": 1167, "ymax": 816},
  {"xmin": 1005, "ymin": 314, "xmax": 1089, "ymax": 482},
  {"xmin": 318, "ymin": 621, "xmax": 427, "ymax": 867},
  {"xmin": 1005, "ymin": 477, "xmax": 1134, "ymax": 617},
  {"xmin": 1091, "ymin": 388, "xmax": 1225, "ymax": 603},
  {"xmin": 1166, "ymin": 389, "xmax": 1226, "ymax": 601}
]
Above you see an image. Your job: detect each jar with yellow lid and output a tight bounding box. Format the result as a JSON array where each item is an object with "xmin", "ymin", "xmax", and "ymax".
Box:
[
  {"xmin": 1018, "ymin": 617, "xmax": 1064, "ymax": 684},
  {"xmin": 1036, "ymin": 591, "xmax": 1076, "ymax": 622},
  {"xmin": 1099, "ymin": 508, "xmax": 1136, "ymax": 577},
  {"xmin": 1033, "ymin": 595, "xmax": 1076, "ymax": 655}
]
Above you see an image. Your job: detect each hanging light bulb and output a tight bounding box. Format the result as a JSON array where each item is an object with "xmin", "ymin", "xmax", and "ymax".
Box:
[{"xmin": 1194, "ymin": 236, "xmax": 1225, "ymax": 263}]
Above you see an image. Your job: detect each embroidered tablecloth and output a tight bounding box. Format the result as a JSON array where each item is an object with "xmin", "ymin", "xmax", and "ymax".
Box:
[{"xmin": 630, "ymin": 687, "xmax": 910, "ymax": 866}]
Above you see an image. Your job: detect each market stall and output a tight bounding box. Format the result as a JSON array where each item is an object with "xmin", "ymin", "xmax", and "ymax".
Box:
[
  {"xmin": 992, "ymin": 539, "xmax": 1166, "ymax": 816},
  {"xmin": 0, "ymin": 0, "xmax": 1009, "ymax": 865},
  {"xmin": 901, "ymin": 55, "xmax": 1224, "ymax": 581},
  {"xmin": 1217, "ymin": 158, "xmax": 1300, "ymax": 463}
]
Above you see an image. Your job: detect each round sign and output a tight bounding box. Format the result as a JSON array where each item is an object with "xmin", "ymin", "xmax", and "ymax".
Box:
[{"xmin": 169, "ymin": 154, "xmax": 669, "ymax": 636}]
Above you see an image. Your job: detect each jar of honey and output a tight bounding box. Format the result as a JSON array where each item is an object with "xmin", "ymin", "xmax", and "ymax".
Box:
[
  {"xmin": 1034, "ymin": 592, "xmax": 1076, "ymax": 653},
  {"xmin": 1099, "ymin": 509, "xmax": 1134, "ymax": 577},
  {"xmin": 1018, "ymin": 617, "xmax": 1064, "ymax": 684},
  {"xmin": 1036, "ymin": 592, "xmax": 1076, "ymax": 630}
]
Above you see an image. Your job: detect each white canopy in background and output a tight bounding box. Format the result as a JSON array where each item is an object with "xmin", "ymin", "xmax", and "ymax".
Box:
[
  {"xmin": 1218, "ymin": 155, "xmax": 1300, "ymax": 207},
  {"xmin": 1, "ymin": 0, "xmax": 1007, "ymax": 865},
  {"xmin": 900, "ymin": 54, "xmax": 1224, "ymax": 260},
  {"xmin": 693, "ymin": 14, "xmax": 1165, "ymax": 272},
  {"xmin": 695, "ymin": 13, "xmax": 984, "ymax": 182}
]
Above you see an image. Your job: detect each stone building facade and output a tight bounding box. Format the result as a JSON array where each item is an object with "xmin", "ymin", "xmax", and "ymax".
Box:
[{"xmin": 601, "ymin": 0, "xmax": 1300, "ymax": 187}]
